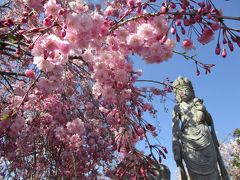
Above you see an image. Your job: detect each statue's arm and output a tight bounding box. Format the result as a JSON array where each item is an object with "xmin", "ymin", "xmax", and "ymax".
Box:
[
  {"xmin": 204, "ymin": 108, "xmax": 220, "ymax": 147},
  {"xmin": 172, "ymin": 106, "xmax": 182, "ymax": 162}
]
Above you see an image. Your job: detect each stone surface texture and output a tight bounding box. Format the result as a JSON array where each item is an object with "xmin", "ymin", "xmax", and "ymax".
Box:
[{"xmin": 172, "ymin": 76, "xmax": 230, "ymax": 180}]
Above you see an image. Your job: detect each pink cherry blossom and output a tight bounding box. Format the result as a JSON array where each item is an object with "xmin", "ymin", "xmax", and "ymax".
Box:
[
  {"xmin": 105, "ymin": 6, "xmax": 114, "ymax": 16},
  {"xmin": 66, "ymin": 118, "xmax": 85, "ymax": 135},
  {"xmin": 44, "ymin": 0, "xmax": 62, "ymax": 18},
  {"xmin": 137, "ymin": 23, "xmax": 157, "ymax": 39},
  {"xmin": 102, "ymin": 86, "xmax": 116, "ymax": 103},
  {"xmin": 69, "ymin": 1, "xmax": 89, "ymax": 13},
  {"xmin": 22, "ymin": 0, "xmax": 43, "ymax": 12},
  {"xmin": 211, "ymin": 22, "xmax": 220, "ymax": 31},
  {"xmin": 182, "ymin": 39, "xmax": 195, "ymax": 50},
  {"xmin": 198, "ymin": 27, "xmax": 214, "ymax": 45},
  {"xmin": 33, "ymin": 56, "xmax": 55, "ymax": 72},
  {"xmin": 78, "ymin": 13, "xmax": 93, "ymax": 33},
  {"xmin": 152, "ymin": 16, "xmax": 168, "ymax": 33},
  {"xmin": 66, "ymin": 13, "xmax": 81, "ymax": 31},
  {"xmin": 55, "ymin": 126, "xmax": 67, "ymax": 141},
  {"xmin": 9, "ymin": 115, "xmax": 25, "ymax": 137},
  {"xmin": 115, "ymin": 27, "xmax": 129, "ymax": 42},
  {"xmin": 126, "ymin": 34, "xmax": 144, "ymax": 48},
  {"xmin": 25, "ymin": 69, "xmax": 35, "ymax": 78},
  {"xmin": 58, "ymin": 41, "xmax": 70, "ymax": 55}
]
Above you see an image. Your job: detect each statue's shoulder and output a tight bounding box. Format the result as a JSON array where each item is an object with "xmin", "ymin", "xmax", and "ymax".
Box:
[
  {"xmin": 193, "ymin": 98, "xmax": 206, "ymax": 111},
  {"xmin": 193, "ymin": 97, "xmax": 203, "ymax": 104}
]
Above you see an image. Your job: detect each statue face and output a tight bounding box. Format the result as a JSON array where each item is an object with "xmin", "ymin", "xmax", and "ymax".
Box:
[{"xmin": 177, "ymin": 85, "xmax": 193, "ymax": 102}]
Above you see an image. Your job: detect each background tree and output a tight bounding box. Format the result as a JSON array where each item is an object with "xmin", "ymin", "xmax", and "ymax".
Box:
[{"xmin": 220, "ymin": 129, "xmax": 240, "ymax": 180}]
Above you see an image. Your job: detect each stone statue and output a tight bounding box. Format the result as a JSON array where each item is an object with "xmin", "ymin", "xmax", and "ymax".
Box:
[{"xmin": 172, "ymin": 76, "xmax": 230, "ymax": 180}]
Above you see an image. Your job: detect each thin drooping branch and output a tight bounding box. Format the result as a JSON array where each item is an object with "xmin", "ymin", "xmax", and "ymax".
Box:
[
  {"xmin": 109, "ymin": 11, "xmax": 240, "ymax": 33},
  {"xmin": 0, "ymin": 75, "xmax": 14, "ymax": 93},
  {"xmin": 15, "ymin": 72, "xmax": 42, "ymax": 113},
  {"xmin": 0, "ymin": 71, "xmax": 26, "ymax": 77},
  {"xmin": 216, "ymin": 15, "xmax": 240, "ymax": 21},
  {"xmin": 136, "ymin": 79, "xmax": 169, "ymax": 86},
  {"xmin": 0, "ymin": 40, "xmax": 32, "ymax": 56}
]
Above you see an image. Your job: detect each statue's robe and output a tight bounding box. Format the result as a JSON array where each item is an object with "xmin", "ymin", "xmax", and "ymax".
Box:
[{"xmin": 172, "ymin": 98, "xmax": 221, "ymax": 180}]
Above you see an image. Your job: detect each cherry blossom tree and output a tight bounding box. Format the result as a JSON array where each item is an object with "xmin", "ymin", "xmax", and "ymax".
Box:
[{"xmin": 0, "ymin": 0, "xmax": 239, "ymax": 179}]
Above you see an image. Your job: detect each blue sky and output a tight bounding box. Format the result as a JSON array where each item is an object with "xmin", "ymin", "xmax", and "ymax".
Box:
[{"xmin": 133, "ymin": 0, "xmax": 240, "ymax": 179}]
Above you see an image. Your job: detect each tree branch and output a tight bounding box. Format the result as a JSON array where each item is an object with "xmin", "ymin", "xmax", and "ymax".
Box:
[
  {"xmin": 109, "ymin": 10, "xmax": 240, "ymax": 33},
  {"xmin": 0, "ymin": 71, "xmax": 26, "ymax": 77}
]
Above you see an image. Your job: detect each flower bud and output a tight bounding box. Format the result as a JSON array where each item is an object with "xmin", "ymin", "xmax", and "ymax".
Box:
[
  {"xmin": 161, "ymin": 6, "xmax": 167, "ymax": 13},
  {"xmin": 181, "ymin": 27, "xmax": 186, "ymax": 35},
  {"xmin": 228, "ymin": 41, "xmax": 234, "ymax": 52},
  {"xmin": 207, "ymin": 3, "xmax": 212, "ymax": 10},
  {"xmin": 162, "ymin": 146, "xmax": 168, "ymax": 154},
  {"xmin": 175, "ymin": 19, "xmax": 181, "ymax": 26},
  {"xmin": 44, "ymin": 50, "xmax": 48, "ymax": 59},
  {"xmin": 222, "ymin": 48, "xmax": 227, "ymax": 58},
  {"xmin": 171, "ymin": 3, "xmax": 176, "ymax": 9},
  {"xmin": 189, "ymin": 17, "xmax": 196, "ymax": 24},
  {"xmin": 43, "ymin": 17, "xmax": 53, "ymax": 27},
  {"xmin": 140, "ymin": 167, "xmax": 146, "ymax": 177},
  {"xmin": 17, "ymin": 30, "xmax": 26, "ymax": 35},
  {"xmin": 184, "ymin": 19, "xmax": 190, "ymax": 26},
  {"xmin": 211, "ymin": 22, "xmax": 220, "ymax": 31},
  {"xmin": 117, "ymin": 118, "xmax": 121, "ymax": 124},
  {"xmin": 197, "ymin": 69, "xmax": 200, "ymax": 76},
  {"xmin": 28, "ymin": 44, "xmax": 34, "ymax": 50},
  {"xmin": 58, "ymin": 9, "xmax": 65, "ymax": 16},
  {"xmin": 22, "ymin": 11, "xmax": 29, "ymax": 17},
  {"xmin": 136, "ymin": 127, "xmax": 145, "ymax": 136},
  {"xmin": 61, "ymin": 29, "xmax": 66, "ymax": 38},
  {"xmin": 198, "ymin": 2, "xmax": 205, "ymax": 7},
  {"xmin": 207, "ymin": 13, "xmax": 212, "ymax": 19},
  {"xmin": 161, "ymin": 35, "xmax": 167, "ymax": 43},
  {"xmin": 21, "ymin": 17, "xmax": 28, "ymax": 23},
  {"xmin": 223, "ymin": 38, "xmax": 227, "ymax": 44},
  {"xmin": 170, "ymin": 27, "xmax": 176, "ymax": 34},
  {"xmin": 127, "ymin": 0, "xmax": 134, "ymax": 7},
  {"xmin": 136, "ymin": 0, "xmax": 142, "ymax": 6},
  {"xmin": 194, "ymin": 15, "xmax": 202, "ymax": 22},
  {"xmin": 176, "ymin": 34, "xmax": 180, "ymax": 42},
  {"xmin": 15, "ymin": 49, "xmax": 21, "ymax": 55},
  {"xmin": 182, "ymin": 39, "xmax": 194, "ymax": 50},
  {"xmin": 25, "ymin": 69, "xmax": 35, "ymax": 79},
  {"xmin": 215, "ymin": 44, "xmax": 221, "ymax": 55}
]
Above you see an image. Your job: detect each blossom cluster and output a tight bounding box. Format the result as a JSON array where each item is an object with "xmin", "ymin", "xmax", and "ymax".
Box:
[
  {"xmin": 113, "ymin": 16, "xmax": 176, "ymax": 63},
  {"xmin": 0, "ymin": 0, "xmax": 163, "ymax": 178}
]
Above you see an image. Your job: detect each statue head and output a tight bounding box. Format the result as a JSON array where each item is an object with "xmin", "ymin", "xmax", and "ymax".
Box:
[{"xmin": 173, "ymin": 76, "xmax": 195, "ymax": 103}]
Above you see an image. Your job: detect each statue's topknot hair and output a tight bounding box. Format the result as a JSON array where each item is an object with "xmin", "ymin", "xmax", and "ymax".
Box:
[{"xmin": 173, "ymin": 76, "xmax": 194, "ymax": 93}]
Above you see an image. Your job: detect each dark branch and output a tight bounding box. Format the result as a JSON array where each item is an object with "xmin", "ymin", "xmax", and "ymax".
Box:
[{"xmin": 0, "ymin": 71, "xmax": 26, "ymax": 77}]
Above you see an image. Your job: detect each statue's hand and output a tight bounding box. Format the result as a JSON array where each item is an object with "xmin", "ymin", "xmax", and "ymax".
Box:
[{"xmin": 176, "ymin": 159, "xmax": 183, "ymax": 167}]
